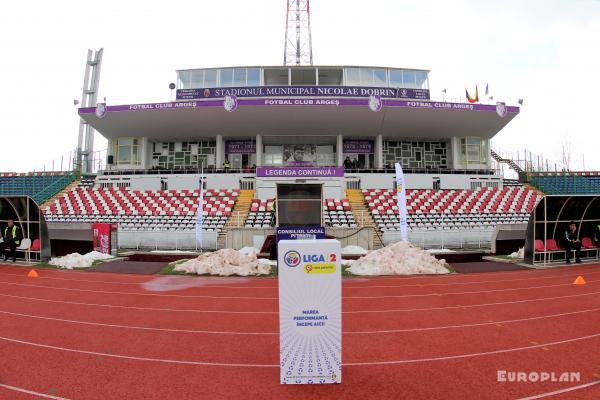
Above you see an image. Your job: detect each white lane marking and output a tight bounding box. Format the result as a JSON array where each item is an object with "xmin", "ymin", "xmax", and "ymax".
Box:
[
  {"xmin": 0, "ymin": 383, "xmax": 70, "ymax": 399},
  {"xmin": 0, "ymin": 281, "xmax": 276, "ymax": 299},
  {"xmin": 344, "ymin": 291, "xmax": 600, "ymax": 313},
  {"xmin": 0, "ymin": 307, "xmax": 598, "ymax": 336},
  {"xmin": 1, "ymin": 268, "xmax": 598, "ymax": 289},
  {"xmin": 0, "ymin": 309, "xmax": 276, "ymax": 335},
  {"xmin": 0, "ymin": 335, "xmax": 279, "ymax": 368},
  {"xmin": 0, "ymin": 278, "xmax": 598, "ymax": 300},
  {"xmin": 1, "ymin": 333, "xmax": 598, "ymax": 368},
  {"xmin": 343, "ymin": 333, "xmax": 600, "ymax": 366},
  {"xmin": 0, "ymin": 292, "xmax": 275, "ymax": 314},
  {"xmin": 1, "ymin": 290, "xmax": 599, "ymax": 315},
  {"xmin": 346, "ymin": 307, "xmax": 600, "ymax": 334},
  {"xmin": 344, "ymin": 279, "xmax": 600, "ymax": 299},
  {"xmin": 516, "ymin": 380, "xmax": 600, "ymax": 400}
]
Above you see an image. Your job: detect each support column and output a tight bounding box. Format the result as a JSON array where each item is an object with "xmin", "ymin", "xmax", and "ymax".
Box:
[
  {"xmin": 337, "ymin": 134, "xmax": 344, "ymax": 166},
  {"xmin": 256, "ymin": 134, "xmax": 263, "ymax": 167},
  {"xmin": 375, "ymin": 134, "xmax": 384, "ymax": 169},
  {"xmin": 215, "ymin": 134, "xmax": 224, "ymax": 168}
]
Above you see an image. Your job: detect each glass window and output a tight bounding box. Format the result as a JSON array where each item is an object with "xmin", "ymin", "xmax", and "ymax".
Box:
[
  {"xmin": 389, "ymin": 69, "xmax": 403, "ymax": 87},
  {"xmin": 178, "ymin": 71, "xmax": 192, "ymax": 89},
  {"xmin": 415, "ymin": 71, "xmax": 428, "ymax": 89},
  {"xmin": 373, "ymin": 69, "xmax": 387, "ymax": 86},
  {"xmin": 204, "ymin": 69, "xmax": 217, "ymax": 87},
  {"xmin": 190, "ymin": 70, "xmax": 204, "ymax": 88},
  {"xmin": 247, "ymin": 68, "xmax": 261, "ymax": 86},
  {"xmin": 220, "ymin": 69, "xmax": 234, "ymax": 87},
  {"xmin": 345, "ymin": 68, "xmax": 361, "ymax": 86},
  {"xmin": 403, "ymin": 71, "xmax": 416, "ymax": 88},
  {"xmin": 460, "ymin": 137, "xmax": 486, "ymax": 164},
  {"xmin": 113, "ymin": 138, "xmax": 141, "ymax": 165},
  {"xmin": 233, "ymin": 68, "xmax": 246, "ymax": 86}
]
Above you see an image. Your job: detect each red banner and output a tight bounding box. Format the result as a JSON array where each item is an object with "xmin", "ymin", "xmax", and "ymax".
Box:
[{"xmin": 92, "ymin": 223, "xmax": 111, "ymax": 254}]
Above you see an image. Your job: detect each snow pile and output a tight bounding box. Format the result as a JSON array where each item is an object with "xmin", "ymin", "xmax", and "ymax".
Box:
[
  {"xmin": 173, "ymin": 249, "xmax": 271, "ymax": 276},
  {"xmin": 238, "ymin": 246, "xmax": 259, "ymax": 256},
  {"xmin": 346, "ymin": 242, "xmax": 450, "ymax": 276},
  {"xmin": 50, "ymin": 251, "xmax": 114, "ymax": 269},
  {"xmin": 509, "ymin": 247, "xmax": 525, "ymax": 259},
  {"xmin": 341, "ymin": 245, "xmax": 368, "ymax": 256}
]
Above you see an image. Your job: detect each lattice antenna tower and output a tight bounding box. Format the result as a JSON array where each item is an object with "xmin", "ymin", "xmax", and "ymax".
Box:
[{"xmin": 284, "ymin": 0, "xmax": 313, "ymax": 66}]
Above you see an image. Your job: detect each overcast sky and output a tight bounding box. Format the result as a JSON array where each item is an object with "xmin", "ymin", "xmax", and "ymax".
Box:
[{"xmin": 1, "ymin": 0, "xmax": 599, "ymax": 172}]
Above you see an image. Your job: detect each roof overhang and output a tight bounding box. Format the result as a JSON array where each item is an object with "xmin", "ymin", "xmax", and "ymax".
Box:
[{"xmin": 79, "ymin": 98, "xmax": 519, "ymax": 141}]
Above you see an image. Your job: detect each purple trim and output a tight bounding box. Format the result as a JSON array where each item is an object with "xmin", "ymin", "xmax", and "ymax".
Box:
[
  {"xmin": 256, "ymin": 167, "xmax": 345, "ymax": 178},
  {"xmin": 78, "ymin": 99, "xmax": 520, "ymax": 115}
]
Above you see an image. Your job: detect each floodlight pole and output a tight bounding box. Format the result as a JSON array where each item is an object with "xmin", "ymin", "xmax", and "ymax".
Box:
[
  {"xmin": 76, "ymin": 48, "xmax": 104, "ymax": 174},
  {"xmin": 284, "ymin": 0, "xmax": 313, "ymax": 66}
]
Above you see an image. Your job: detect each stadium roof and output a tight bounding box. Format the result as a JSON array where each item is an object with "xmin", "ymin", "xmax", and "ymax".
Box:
[{"xmin": 79, "ymin": 99, "xmax": 519, "ymax": 141}]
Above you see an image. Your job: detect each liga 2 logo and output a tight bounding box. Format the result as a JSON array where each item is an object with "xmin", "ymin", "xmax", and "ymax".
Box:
[{"xmin": 283, "ymin": 250, "xmax": 337, "ymax": 267}]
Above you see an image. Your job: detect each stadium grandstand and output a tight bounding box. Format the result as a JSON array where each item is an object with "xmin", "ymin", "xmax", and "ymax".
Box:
[{"xmin": 1, "ymin": 61, "xmax": 597, "ymax": 255}]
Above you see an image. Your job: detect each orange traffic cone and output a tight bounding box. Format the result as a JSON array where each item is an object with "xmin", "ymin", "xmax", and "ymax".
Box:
[
  {"xmin": 573, "ymin": 276, "xmax": 586, "ymax": 285},
  {"xmin": 27, "ymin": 269, "xmax": 39, "ymax": 278}
]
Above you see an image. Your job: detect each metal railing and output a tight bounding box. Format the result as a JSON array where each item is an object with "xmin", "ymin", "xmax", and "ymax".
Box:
[
  {"xmin": 117, "ymin": 230, "xmax": 218, "ymax": 251},
  {"xmin": 384, "ymin": 228, "xmax": 494, "ymax": 249}
]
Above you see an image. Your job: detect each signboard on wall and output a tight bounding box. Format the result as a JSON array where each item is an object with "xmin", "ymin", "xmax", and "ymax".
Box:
[
  {"xmin": 225, "ymin": 141, "xmax": 256, "ymax": 154},
  {"xmin": 278, "ymin": 239, "xmax": 342, "ymax": 384},
  {"xmin": 177, "ymin": 86, "xmax": 430, "ymax": 101},
  {"xmin": 283, "ymin": 144, "xmax": 316, "ymax": 166},
  {"xmin": 92, "ymin": 223, "xmax": 111, "ymax": 254},
  {"xmin": 256, "ymin": 167, "xmax": 344, "ymax": 178},
  {"xmin": 276, "ymin": 226, "xmax": 326, "ymax": 242},
  {"xmin": 343, "ymin": 140, "xmax": 374, "ymax": 154}
]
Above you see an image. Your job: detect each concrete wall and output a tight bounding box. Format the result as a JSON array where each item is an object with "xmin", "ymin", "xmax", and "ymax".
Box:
[
  {"xmin": 350, "ymin": 173, "xmax": 503, "ymax": 190},
  {"xmin": 95, "ymin": 171, "xmax": 502, "ymax": 193},
  {"xmin": 255, "ymin": 177, "xmax": 345, "ymax": 199},
  {"xmin": 96, "ymin": 173, "xmax": 250, "ymax": 191},
  {"xmin": 227, "ymin": 227, "xmax": 375, "ymax": 251}
]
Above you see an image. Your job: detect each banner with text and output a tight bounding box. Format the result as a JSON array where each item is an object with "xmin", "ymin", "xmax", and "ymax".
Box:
[
  {"xmin": 278, "ymin": 239, "xmax": 342, "ymax": 384},
  {"xmin": 92, "ymin": 223, "xmax": 111, "ymax": 254},
  {"xmin": 177, "ymin": 86, "xmax": 430, "ymax": 101},
  {"xmin": 343, "ymin": 140, "xmax": 374, "ymax": 154},
  {"xmin": 225, "ymin": 141, "xmax": 256, "ymax": 154},
  {"xmin": 256, "ymin": 167, "xmax": 345, "ymax": 178},
  {"xmin": 276, "ymin": 226, "xmax": 326, "ymax": 243}
]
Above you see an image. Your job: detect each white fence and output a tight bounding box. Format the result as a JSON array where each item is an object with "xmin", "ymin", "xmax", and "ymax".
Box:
[
  {"xmin": 383, "ymin": 229, "xmax": 494, "ymax": 249},
  {"xmin": 118, "ymin": 230, "xmax": 218, "ymax": 250}
]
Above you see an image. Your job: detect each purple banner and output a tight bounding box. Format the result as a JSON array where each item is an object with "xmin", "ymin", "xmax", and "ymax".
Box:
[
  {"xmin": 177, "ymin": 86, "xmax": 430, "ymax": 101},
  {"xmin": 226, "ymin": 140, "xmax": 255, "ymax": 154},
  {"xmin": 79, "ymin": 99, "xmax": 520, "ymax": 115},
  {"xmin": 256, "ymin": 167, "xmax": 345, "ymax": 178},
  {"xmin": 343, "ymin": 140, "xmax": 374, "ymax": 154}
]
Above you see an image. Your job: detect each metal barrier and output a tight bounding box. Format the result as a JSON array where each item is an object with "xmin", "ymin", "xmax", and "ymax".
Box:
[{"xmin": 118, "ymin": 230, "xmax": 218, "ymax": 250}]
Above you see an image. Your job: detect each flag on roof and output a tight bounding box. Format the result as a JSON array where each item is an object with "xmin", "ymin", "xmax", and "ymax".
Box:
[{"xmin": 466, "ymin": 86, "xmax": 479, "ymax": 103}]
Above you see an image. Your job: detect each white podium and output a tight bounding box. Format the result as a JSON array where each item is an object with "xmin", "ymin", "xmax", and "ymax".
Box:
[{"xmin": 278, "ymin": 239, "xmax": 342, "ymax": 384}]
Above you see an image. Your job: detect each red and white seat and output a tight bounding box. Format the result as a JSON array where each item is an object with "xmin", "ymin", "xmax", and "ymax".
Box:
[
  {"xmin": 245, "ymin": 198, "xmax": 355, "ymax": 228},
  {"xmin": 363, "ymin": 187, "xmax": 542, "ymax": 231},
  {"xmin": 44, "ymin": 187, "xmax": 239, "ymax": 232}
]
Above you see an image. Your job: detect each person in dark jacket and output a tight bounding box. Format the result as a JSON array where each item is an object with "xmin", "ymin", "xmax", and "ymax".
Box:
[
  {"xmin": 0, "ymin": 219, "xmax": 23, "ymax": 262},
  {"xmin": 563, "ymin": 222, "xmax": 582, "ymax": 264}
]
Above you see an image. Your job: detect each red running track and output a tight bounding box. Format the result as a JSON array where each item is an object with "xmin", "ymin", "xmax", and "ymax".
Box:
[{"xmin": 0, "ymin": 264, "xmax": 599, "ymax": 400}]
